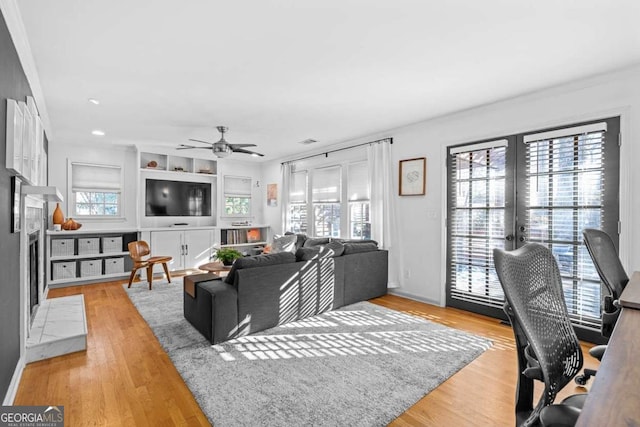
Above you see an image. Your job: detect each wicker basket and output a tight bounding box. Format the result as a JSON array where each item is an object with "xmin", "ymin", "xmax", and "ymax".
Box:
[
  {"xmin": 102, "ymin": 236, "xmax": 123, "ymax": 253},
  {"xmin": 52, "ymin": 261, "xmax": 76, "ymax": 280},
  {"xmin": 51, "ymin": 239, "xmax": 75, "ymax": 257},
  {"xmin": 80, "ymin": 259, "xmax": 102, "ymax": 277},
  {"xmin": 104, "ymin": 257, "xmax": 124, "ymax": 274},
  {"xmin": 78, "ymin": 238, "xmax": 100, "ymax": 255}
]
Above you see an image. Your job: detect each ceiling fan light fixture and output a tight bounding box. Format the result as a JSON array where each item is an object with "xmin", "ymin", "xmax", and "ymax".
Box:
[{"xmin": 213, "ymin": 143, "xmax": 231, "ymax": 158}]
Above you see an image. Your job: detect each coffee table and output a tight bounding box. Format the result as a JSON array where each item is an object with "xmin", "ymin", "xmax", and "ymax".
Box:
[{"xmin": 198, "ymin": 261, "xmax": 232, "ymax": 276}]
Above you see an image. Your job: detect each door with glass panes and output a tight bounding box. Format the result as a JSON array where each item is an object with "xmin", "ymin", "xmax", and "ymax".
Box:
[{"xmin": 446, "ymin": 117, "xmax": 620, "ymax": 342}]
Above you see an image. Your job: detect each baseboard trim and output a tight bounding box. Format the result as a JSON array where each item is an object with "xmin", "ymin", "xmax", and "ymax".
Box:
[
  {"xmin": 2, "ymin": 356, "xmax": 25, "ymax": 405},
  {"xmin": 387, "ymin": 289, "xmax": 442, "ymax": 307}
]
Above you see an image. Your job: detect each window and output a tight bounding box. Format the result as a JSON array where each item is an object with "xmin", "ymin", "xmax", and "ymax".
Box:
[
  {"xmin": 348, "ymin": 161, "xmax": 371, "ymax": 239},
  {"xmin": 285, "ymin": 157, "xmax": 371, "ymax": 239},
  {"xmin": 70, "ymin": 162, "xmax": 122, "ymax": 217},
  {"xmin": 288, "ymin": 170, "xmax": 308, "ymax": 234},
  {"xmin": 312, "ymin": 166, "xmax": 341, "ymax": 237},
  {"xmin": 224, "ymin": 176, "xmax": 252, "ymax": 217}
]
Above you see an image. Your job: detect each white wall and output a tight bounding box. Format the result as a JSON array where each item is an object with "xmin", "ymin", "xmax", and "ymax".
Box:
[{"xmin": 262, "ymin": 65, "xmax": 640, "ymax": 306}]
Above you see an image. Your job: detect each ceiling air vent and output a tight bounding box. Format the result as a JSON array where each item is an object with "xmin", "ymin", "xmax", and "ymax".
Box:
[{"xmin": 298, "ymin": 138, "xmax": 317, "ymax": 145}]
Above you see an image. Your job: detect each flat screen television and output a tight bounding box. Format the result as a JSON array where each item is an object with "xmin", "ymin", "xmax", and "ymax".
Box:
[{"xmin": 145, "ymin": 179, "xmax": 211, "ymax": 217}]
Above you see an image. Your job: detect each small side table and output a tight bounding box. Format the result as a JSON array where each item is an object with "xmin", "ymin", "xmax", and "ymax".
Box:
[{"xmin": 184, "ymin": 272, "xmax": 219, "ymax": 298}]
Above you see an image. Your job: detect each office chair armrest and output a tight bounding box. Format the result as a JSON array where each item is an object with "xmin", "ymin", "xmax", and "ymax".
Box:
[
  {"xmin": 589, "ymin": 344, "xmax": 607, "ymax": 361},
  {"xmin": 539, "ymin": 403, "xmax": 581, "ymax": 427}
]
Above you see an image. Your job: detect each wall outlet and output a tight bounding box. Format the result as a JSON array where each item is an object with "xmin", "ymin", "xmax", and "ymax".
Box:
[{"xmin": 404, "ymin": 269, "xmax": 411, "ymax": 279}]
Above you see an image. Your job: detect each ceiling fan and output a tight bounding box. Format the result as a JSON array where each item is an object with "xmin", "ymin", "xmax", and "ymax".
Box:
[{"xmin": 178, "ymin": 126, "xmax": 264, "ymax": 158}]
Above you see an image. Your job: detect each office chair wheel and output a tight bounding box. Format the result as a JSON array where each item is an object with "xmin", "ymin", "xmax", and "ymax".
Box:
[{"xmin": 574, "ymin": 374, "xmax": 588, "ymax": 386}]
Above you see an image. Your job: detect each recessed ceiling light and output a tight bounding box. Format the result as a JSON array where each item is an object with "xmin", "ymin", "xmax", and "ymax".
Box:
[
  {"xmin": 298, "ymin": 138, "xmax": 317, "ymax": 145},
  {"xmin": 92, "ymin": 130, "xmax": 105, "ymax": 136},
  {"xmin": 88, "ymin": 98, "xmax": 100, "ymax": 105}
]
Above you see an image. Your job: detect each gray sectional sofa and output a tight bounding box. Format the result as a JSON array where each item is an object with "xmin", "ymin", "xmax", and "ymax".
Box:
[{"xmin": 184, "ymin": 235, "xmax": 388, "ymax": 344}]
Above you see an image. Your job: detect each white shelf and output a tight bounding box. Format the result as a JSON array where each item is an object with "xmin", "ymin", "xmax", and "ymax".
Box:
[
  {"xmin": 140, "ymin": 168, "xmax": 216, "ymax": 178},
  {"xmin": 48, "ymin": 272, "xmax": 129, "ymax": 287},
  {"xmin": 140, "ymin": 151, "xmax": 217, "ymax": 175},
  {"xmin": 50, "ymin": 251, "xmax": 129, "ymax": 261}
]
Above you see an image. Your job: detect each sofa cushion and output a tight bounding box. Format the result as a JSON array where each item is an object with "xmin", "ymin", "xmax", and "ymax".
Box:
[
  {"xmin": 271, "ymin": 234, "xmax": 297, "ymax": 253},
  {"xmin": 343, "ymin": 242, "xmax": 379, "ymax": 254},
  {"xmin": 334, "ymin": 239, "xmax": 379, "ymax": 246},
  {"xmin": 225, "ymin": 252, "xmax": 296, "ymax": 284},
  {"xmin": 303, "ymin": 237, "xmax": 331, "ymax": 247},
  {"xmin": 295, "ymin": 242, "xmax": 345, "ymax": 261},
  {"xmin": 323, "ymin": 241, "xmax": 345, "ymax": 257}
]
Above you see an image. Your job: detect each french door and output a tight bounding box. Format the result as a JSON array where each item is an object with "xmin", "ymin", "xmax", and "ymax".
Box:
[{"xmin": 446, "ymin": 117, "xmax": 620, "ymax": 342}]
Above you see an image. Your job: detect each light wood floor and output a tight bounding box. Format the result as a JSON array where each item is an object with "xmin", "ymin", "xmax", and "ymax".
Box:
[{"xmin": 14, "ymin": 281, "xmax": 598, "ymax": 426}]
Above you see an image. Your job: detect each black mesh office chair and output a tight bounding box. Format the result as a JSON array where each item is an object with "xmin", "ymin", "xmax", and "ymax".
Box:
[
  {"xmin": 574, "ymin": 228, "xmax": 630, "ymax": 385},
  {"xmin": 494, "ymin": 244, "xmax": 586, "ymax": 427}
]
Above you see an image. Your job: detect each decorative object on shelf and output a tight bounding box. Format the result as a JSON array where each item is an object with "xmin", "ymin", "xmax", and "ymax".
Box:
[
  {"xmin": 267, "ymin": 183, "xmax": 277, "ymax": 207},
  {"xmin": 214, "ymin": 247, "xmax": 243, "ymax": 266},
  {"xmin": 146, "ymin": 160, "xmax": 158, "ymax": 168},
  {"xmin": 199, "ymin": 168, "xmax": 212, "ymax": 174},
  {"xmin": 231, "ymin": 220, "xmax": 250, "ymax": 226},
  {"xmin": 399, "ymin": 157, "xmax": 426, "ymax": 196},
  {"xmin": 173, "ymin": 166, "xmax": 184, "ymax": 172},
  {"xmin": 52, "ymin": 202, "xmax": 65, "ymax": 226},
  {"xmin": 246, "ymin": 228, "xmax": 261, "ymax": 243},
  {"xmin": 62, "ymin": 218, "xmax": 82, "ymax": 230},
  {"xmin": 178, "ymin": 126, "xmax": 264, "ymax": 158}
]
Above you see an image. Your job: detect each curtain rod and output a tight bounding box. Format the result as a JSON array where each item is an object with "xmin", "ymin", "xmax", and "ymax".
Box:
[{"xmin": 281, "ymin": 137, "xmax": 393, "ymax": 165}]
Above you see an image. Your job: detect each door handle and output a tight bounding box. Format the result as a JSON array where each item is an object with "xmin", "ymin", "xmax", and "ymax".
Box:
[
  {"xmin": 519, "ymin": 225, "xmax": 526, "ymax": 232},
  {"xmin": 519, "ymin": 236, "xmax": 526, "ymax": 242},
  {"xmin": 505, "ymin": 235, "xmax": 514, "ymax": 241},
  {"xmin": 185, "ymin": 244, "xmax": 188, "ymax": 256}
]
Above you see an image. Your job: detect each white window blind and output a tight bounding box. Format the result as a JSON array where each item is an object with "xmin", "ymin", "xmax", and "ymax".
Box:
[
  {"xmin": 71, "ymin": 163, "xmax": 121, "ymax": 192},
  {"xmin": 525, "ymin": 127, "xmax": 606, "ymax": 328},
  {"xmin": 348, "ymin": 161, "xmax": 369, "ymax": 201},
  {"xmin": 224, "ymin": 176, "xmax": 252, "ymax": 196},
  {"xmin": 449, "ymin": 145, "xmax": 507, "ymax": 308},
  {"xmin": 312, "ymin": 166, "xmax": 341, "ymax": 203},
  {"xmin": 290, "ymin": 170, "xmax": 307, "ymax": 203}
]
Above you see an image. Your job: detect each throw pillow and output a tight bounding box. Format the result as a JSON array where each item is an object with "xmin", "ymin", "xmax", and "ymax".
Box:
[
  {"xmin": 285, "ymin": 231, "xmax": 307, "ymax": 250},
  {"xmin": 271, "ymin": 234, "xmax": 297, "ymax": 253},
  {"xmin": 225, "ymin": 252, "xmax": 296, "ymax": 285},
  {"xmin": 295, "ymin": 247, "xmax": 320, "ymax": 261}
]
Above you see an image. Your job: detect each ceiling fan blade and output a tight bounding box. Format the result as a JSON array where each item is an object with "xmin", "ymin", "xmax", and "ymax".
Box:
[
  {"xmin": 228, "ymin": 143, "xmax": 257, "ymax": 149},
  {"xmin": 177, "ymin": 144, "xmax": 212, "ymax": 150},
  {"xmin": 232, "ymin": 147, "xmax": 264, "ymax": 157},
  {"xmin": 188, "ymin": 138, "xmax": 215, "ymax": 146}
]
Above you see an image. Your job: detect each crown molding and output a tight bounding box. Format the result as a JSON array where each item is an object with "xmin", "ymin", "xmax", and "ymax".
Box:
[{"xmin": 0, "ymin": 0, "xmax": 52, "ymax": 140}]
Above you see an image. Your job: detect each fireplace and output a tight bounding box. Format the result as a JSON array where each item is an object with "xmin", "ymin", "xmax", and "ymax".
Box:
[
  {"xmin": 25, "ymin": 205, "xmax": 44, "ymax": 322},
  {"xmin": 29, "ymin": 231, "xmax": 40, "ymax": 316}
]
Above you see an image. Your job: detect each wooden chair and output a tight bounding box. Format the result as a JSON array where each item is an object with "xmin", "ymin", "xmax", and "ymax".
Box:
[{"xmin": 127, "ymin": 241, "xmax": 172, "ymax": 290}]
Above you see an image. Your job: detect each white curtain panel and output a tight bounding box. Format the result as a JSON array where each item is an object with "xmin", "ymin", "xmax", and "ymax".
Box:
[
  {"xmin": 280, "ymin": 162, "xmax": 292, "ymax": 235},
  {"xmin": 367, "ymin": 141, "xmax": 402, "ymax": 288}
]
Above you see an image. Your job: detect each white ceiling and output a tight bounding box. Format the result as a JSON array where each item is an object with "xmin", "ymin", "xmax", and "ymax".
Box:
[{"xmin": 16, "ymin": 0, "xmax": 640, "ymax": 161}]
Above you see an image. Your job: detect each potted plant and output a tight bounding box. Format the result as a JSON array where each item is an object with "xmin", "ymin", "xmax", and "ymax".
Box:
[{"xmin": 214, "ymin": 247, "xmax": 243, "ymax": 266}]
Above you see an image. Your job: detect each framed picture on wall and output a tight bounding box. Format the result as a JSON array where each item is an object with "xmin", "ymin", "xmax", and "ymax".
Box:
[
  {"xmin": 399, "ymin": 157, "xmax": 426, "ymax": 196},
  {"xmin": 267, "ymin": 183, "xmax": 278, "ymax": 207},
  {"xmin": 11, "ymin": 176, "xmax": 21, "ymax": 233}
]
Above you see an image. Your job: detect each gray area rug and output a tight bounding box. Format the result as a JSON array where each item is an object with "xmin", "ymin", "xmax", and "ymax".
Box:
[{"xmin": 125, "ymin": 280, "xmax": 492, "ymax": 426}]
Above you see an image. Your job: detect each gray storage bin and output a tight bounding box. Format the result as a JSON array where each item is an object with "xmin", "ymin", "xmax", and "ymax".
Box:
[
  {"xmin": 104, "ymin": 257, "xmax": 124, "ymax": 274},
  {"xmin": 80, "ymin": 259, "xmax": 102, "ymax": 277},
  {"xmin": 51, "ymin": 239, "xmax": 75, "ymax": 257},
  {"xmin": 102, "ymin": 236, "xmax": 123, "ymax": 253},
  {"xmin": 78, "ymin": 237, "xmax": 100, "ymax": 255},
  {"xmin": 52, "ymin": 261, "xmax": 76, "ymax": 280}
]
